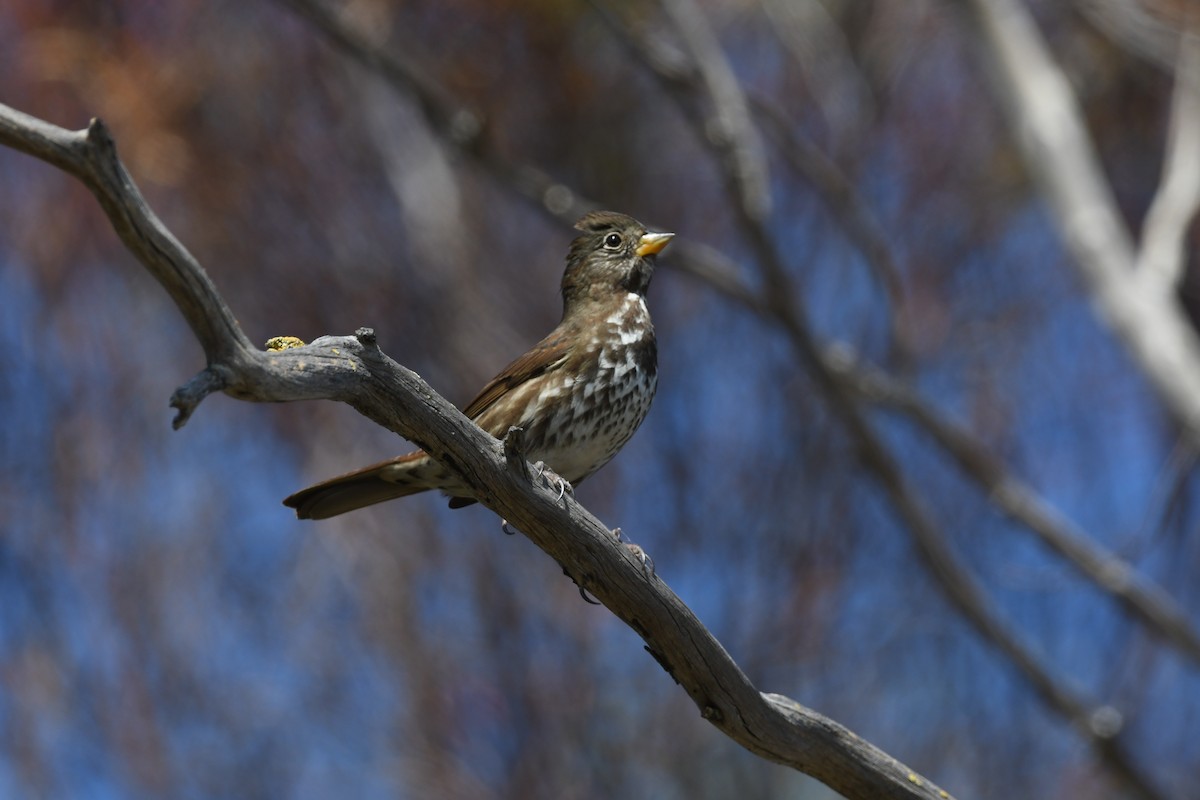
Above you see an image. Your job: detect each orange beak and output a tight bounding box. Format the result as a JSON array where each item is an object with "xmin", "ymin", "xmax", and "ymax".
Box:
[{"xmin": 636, "ymin": 231, "xmax": 675, "ymax": 257}]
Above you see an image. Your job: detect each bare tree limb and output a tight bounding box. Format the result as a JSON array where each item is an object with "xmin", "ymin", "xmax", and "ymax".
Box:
[
  {"xmin": 0, "ymin": 107, "xmax": 251, "ymax": 370},
  {"xmin": 957, "ymin": 0, "xmax": 1200, "ymax": 445},
  {"xmin": 1138, "ymin": 24, "xmax": 1200, "ymax": 287},
  {"xmin": 0, "ymin": 101, "xmax": 958, "ymax": 800}
]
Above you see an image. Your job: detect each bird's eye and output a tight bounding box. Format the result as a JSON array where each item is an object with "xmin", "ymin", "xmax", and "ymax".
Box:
[{"xmin": 603, "ymin": 233, "xmax": 623, "ymax": 249}]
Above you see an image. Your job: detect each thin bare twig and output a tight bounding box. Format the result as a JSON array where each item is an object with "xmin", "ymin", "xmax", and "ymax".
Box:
[
  {"xmin": 751, "ymin": 98, "xmax": 907, "ymax": 320},
  {"xmin": 1125, "ymin": 439, "xmax": 1199, "ymax": 561}
]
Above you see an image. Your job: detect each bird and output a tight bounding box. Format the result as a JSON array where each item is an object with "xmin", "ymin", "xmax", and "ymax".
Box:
[{"xmin": 284, "ymin": 210, "xmax": 674, "ymax": 520}]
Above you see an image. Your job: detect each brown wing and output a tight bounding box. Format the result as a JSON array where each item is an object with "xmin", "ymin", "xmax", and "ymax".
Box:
[
  {"xmin": 462, "ymin": 327, "xmax": 574, "ymax": 420},
  {"xmin": 285, "ymin": 326, "xmax": 576, "ymax": 517}
]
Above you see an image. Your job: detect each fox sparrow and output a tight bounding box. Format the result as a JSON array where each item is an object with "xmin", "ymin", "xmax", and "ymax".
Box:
[{"xmin": 284, "ymin": 211, "xmax": 674, "ymax": 519}]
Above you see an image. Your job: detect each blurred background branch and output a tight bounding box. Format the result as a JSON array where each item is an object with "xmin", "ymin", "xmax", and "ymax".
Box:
[
  {"xmin": 1137, "ymin": 22, "xmax": 1200, "ymax": 287},
  {"xmin": 959, "ymin": 0, "xmax": 1200, "ymax": 442}
]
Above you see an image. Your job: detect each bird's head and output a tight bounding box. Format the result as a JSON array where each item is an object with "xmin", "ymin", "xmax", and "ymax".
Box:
[{"xmin": 561, "ymin": 211, "xmax": 674, "ymax": 309}]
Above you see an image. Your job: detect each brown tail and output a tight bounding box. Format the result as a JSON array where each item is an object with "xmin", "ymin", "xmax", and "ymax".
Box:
[{"xmin": 284, "ymin": 452, "xmax": 442, "ymax": 519}]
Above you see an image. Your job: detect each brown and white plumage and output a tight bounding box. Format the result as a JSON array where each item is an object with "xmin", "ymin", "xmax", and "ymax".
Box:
[{"xmin": 284, "ymin": 211, "xmax": 673, "ymax": 520}]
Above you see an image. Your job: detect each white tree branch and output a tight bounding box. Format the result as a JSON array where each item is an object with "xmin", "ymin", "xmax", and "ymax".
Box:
[
  {"xmin": 960, "ymin": 0, "xmax": 1200, "ymax": 443},
  {"xmin": 1138, "ymin": 25, "xmax": 1200, "ymax": 287}
]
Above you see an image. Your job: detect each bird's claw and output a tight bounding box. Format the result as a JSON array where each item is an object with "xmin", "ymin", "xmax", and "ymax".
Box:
[
  {"xmin": 563, "ymin": 566, "xmax": 601, "ymax": 604},
  {"xmin": 627, "ymin": 544, "xmax": 656, "ymax": 578},
  {"xmin": 555, "ymin": 528, "xmax": 656, "ymax": 604},
  {"xmin": 532, "ymin": 461, "xmax": 573, "ymax": 503},
  {"xmin": 501, "ymin": 519, "xmax": 518, "ymax": 536},
  {"xmin": 612, "ymin": 527, "xmax": 656, "ymax": 578},
  {"xmin": 578, "ymin": 585, "xmax": 601, "ymax": 605}
]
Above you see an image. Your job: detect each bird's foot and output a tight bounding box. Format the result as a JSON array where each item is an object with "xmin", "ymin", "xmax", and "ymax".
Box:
[
  {"xmin": 532, "ymin": 461, "xmax": 574, "ymax": 502},
  {"xmin": 611, "ymin": 527, "xmax": 656, "ymax": 578}
]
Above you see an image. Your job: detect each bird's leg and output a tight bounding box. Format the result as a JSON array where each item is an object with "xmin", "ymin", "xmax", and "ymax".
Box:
[{"xmin": 531, "ymin": 461, "xmax": 574, "ymax": 503}]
